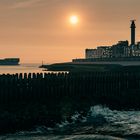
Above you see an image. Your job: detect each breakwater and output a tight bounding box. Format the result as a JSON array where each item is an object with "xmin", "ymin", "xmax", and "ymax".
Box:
[{"xmin": 0, "ymin": 72, "xmax": 140, "ymax": 107}]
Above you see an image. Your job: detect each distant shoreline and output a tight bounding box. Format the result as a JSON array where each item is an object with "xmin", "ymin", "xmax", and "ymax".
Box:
[{"xmin": 40, "ymin": 62, "xmax": 140, "ymax": 72}]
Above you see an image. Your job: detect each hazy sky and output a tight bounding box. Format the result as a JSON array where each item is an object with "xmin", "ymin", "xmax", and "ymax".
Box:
[{"xmin": 0, "ymin": 0, "xmax": 140, "ymax": 63}]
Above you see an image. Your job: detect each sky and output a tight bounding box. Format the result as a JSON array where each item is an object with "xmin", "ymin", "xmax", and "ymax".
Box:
[{"xmin": 0, "ymin": 0, "xmax": 140, "ymax": 63}]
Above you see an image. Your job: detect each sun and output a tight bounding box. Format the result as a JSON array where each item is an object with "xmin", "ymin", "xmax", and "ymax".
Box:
[{"xmin": 69, "ymin": 15, "xmax": 79, "ymax": 25}]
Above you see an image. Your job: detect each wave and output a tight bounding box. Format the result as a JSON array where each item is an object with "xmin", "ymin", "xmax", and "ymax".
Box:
[{"xmin": 13, "ymin": 105, "xmax": 140, "ymax": 139}]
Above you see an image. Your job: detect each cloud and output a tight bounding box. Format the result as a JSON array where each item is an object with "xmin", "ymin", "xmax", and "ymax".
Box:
[
  {"xmin": 11, "ymin": 0, "xmax": 44, "ymax": 9},
  {"xmin": 10, "ymin": 0, "xmax": 67, "ymax": 9}
]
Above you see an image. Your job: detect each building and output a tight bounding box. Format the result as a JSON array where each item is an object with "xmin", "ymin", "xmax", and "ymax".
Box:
[
  {"xmin": 97, "ymin": 46, "xmax": 111, "ymax": 58},
  {"xmin": 131, "ymin": 42, "xmax": 140, "ymax": 57},
  {"xmin": 85, "ymin": 49, "xmax": 98, "ymax": 59},
  {"xmin": 85, "ymin": 41, "xmax": 129, "ymax": 59},
  {"xmin": 73, "ymin": 20, "xmax": 140, "ymax": 62},
  {"xmin": 131, "ymin": 20, "xmax": 136, "ymax": 45},
  {"xmin": 85, "ymin": 20, "xmax": 139, "ymax": 59},
  {"xmin": 111, "ymin": 41, "xmax": 129, "ymax": 58}
]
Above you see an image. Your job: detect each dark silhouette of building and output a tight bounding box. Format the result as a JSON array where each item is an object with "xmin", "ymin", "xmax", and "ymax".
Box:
[
  {"xmin": 111, "ymin": 41, "xmax": 129, "ymax": 58},
  {"xmin": 73, "ymin": 20, "xmax": 140, "ymax": 62},
  {"xmin": 130, "ymin": 20, "xmax": 136, "ymax": 56},
  {"xmin": 130, "ymin": 20, "xmax": 136, "ymax": 45}
]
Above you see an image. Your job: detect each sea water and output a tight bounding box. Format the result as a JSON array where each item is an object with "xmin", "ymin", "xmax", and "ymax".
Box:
[
  {"xmin": 0, "ymin": 63, "xmax": 67, "ymax": 75},
  {"xmin": 0, "ymin": 63, "xmax": 44, "ymax": 74},
  {"xmin": 0, "ymin": 106, "xmax": 140, "ymax": 140}
]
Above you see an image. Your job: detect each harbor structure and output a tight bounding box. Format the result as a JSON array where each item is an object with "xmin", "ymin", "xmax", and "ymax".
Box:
[
  {"xmin": 85, "ymin": 20, "xmax": 139, "ymax": 59},
  {"xmin": 130, "ymin": 20, "xmax": 136, "ymax": 56},
  {"xmin": 73, "ymin": 20, "xmax": 140, "ymax": 62},
  {"xmin": 131, "ymin": 20, "xmax": 136, "ymax": 46}
]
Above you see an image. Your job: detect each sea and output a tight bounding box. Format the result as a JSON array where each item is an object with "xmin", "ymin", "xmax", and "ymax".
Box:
[
  {"xmin": 0, "ymin": 63, "xmax": 46, "ymax": 75},
  {"xmin": 0, "ymin": 64, "xmax": 140, "ymax": 140},
  {"xmin": 0, "ymin": 106, "xmax": 140, "ymax": 140}
]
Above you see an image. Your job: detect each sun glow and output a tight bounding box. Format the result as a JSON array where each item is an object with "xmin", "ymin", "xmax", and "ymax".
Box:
[{"xmin": 69, "ymin": 15, "xmax": 79, "ymax": 25}]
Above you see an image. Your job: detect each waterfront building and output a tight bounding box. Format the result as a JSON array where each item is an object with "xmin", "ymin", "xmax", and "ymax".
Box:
[
  {"xmin": 132, "ymin": 42, "xmax": 140, "ymax": 57},
  {"xmin": 96, "ymin": 46, "xmax": 111, "ymax": 58},
  {"xmin": 86, "ymin": 47, "xmax": 111, "ymax": 59},
  {"xmin": 111, "ymin": 41, "xmax": 129, "ymax": 58},
  {"xmin": 73, "ymin": 20, "xmax": 140, "ymax": 62},
  {"xmin": 85, "ymin": 20, "xmax": 139, "ymax": 60},
  {"xmin": 85, "ymin": 49, "xmax": 98, "ymax": 59},
  {"xmin": 85, "ymin": 41, "xmax": 129, "ymax": 59}
]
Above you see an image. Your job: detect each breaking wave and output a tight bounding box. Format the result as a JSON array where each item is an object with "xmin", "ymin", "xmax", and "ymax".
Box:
[
  {"xmin": 54, "ymin": 105, "xmax": 140, "ymax": 137},
  {"xmin": 4, "ymin": 105, "xmax": 140, "ymax": 140}
]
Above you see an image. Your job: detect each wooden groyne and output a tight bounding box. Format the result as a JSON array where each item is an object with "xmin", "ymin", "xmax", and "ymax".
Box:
[{"xmin": 0, "ymin": 72, "xmax": 140, "ymax": 107}]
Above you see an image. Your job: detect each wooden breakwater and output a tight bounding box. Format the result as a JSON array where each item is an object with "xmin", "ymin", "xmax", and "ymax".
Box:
[{"xmin": 0, "ymin": 72, "xmax": 140, "ymax": 107}]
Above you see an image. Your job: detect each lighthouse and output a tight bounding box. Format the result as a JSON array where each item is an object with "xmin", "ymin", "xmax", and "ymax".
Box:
[{"xmin": 130, "ymin": 20, "xmax": 136, "ymax": 45}]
